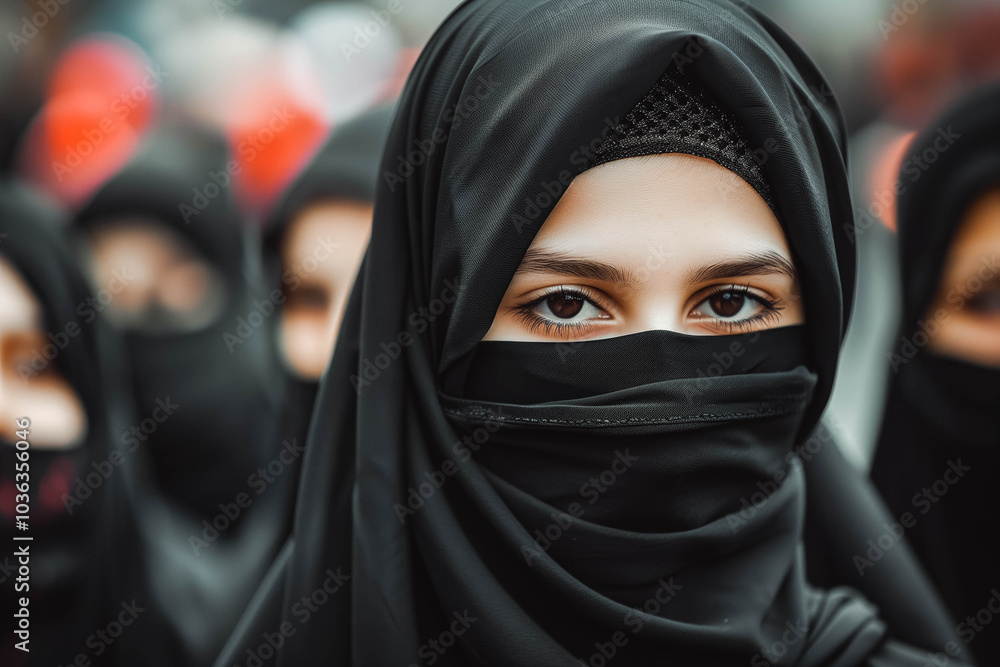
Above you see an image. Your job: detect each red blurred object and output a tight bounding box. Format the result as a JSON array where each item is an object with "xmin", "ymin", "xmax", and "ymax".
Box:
[
  {"xmin": 869, "ymin": 131, "xmax": 917, "ymax": 233},
  {"xmin": 38, "ymin": 457, "xmax": 75, "ymax": 518},
  {"xmin": 19, "ymin": 35, "xmax": 158, "ymax": 207},
  {"xmin": 227, "ymin": 75, "xmax": 328, "ymax": 223}
]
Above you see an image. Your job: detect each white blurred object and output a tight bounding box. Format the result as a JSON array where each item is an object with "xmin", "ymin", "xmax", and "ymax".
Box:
[
  {"xmin": 153, "ymin": 15, "xmax": 323, "ymax": 131},
  {"xmin": 290, "ymin": 2, "xmax": 402, "ymax": 124}
]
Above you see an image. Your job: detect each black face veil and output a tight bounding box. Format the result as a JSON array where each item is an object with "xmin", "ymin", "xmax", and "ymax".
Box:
[
  {"xmin": 871, "ymin": 80, "xmax": 1000, "ymax": 664},
  {"xmin": 215, "ymin": 1, "xmax": 956, "ymax": 665}
]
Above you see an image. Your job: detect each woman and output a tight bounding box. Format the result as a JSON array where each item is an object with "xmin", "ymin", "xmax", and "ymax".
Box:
[
  {"xmin": 263, "ymin": 105, "xmax": 393, "ymax": 448},
  {"xmin": 218, "ymin": 0, "xmax": 970, "ymax": 664},
  {"xmin": 0, "ymin": 183, "xmax": 117, "ymax": 667},
  {"xmin": 871, "ymin": 80, "xmax": 1000, "ymax": 664},
  {"xmin": 74, "ymin": 126, "xmax": 289, "ymax": 666},
  {"xmin": 75, "ymin": 124, "xmax": 285, "ymax": 519}
]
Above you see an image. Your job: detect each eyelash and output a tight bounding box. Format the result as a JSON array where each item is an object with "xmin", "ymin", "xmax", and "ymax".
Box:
[{"xmin": 512, "ymin": 284, "xmax": 785, "ymax": 337}]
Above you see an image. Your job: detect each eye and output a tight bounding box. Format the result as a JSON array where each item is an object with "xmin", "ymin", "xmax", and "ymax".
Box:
[
  {"xmin": 689, "ymin": 284, "xmax": 784, "ymax": 332},
  {"xmin": 536, "ymin": 291, "xmax": 603, "ymax": 322},
  {"xmin": 513, "ymin": 286, "xmax": 611, "ymax": 337},
  {"xmin": 694, "ymin": 287, "xmax": 758, "ymax": 320}
]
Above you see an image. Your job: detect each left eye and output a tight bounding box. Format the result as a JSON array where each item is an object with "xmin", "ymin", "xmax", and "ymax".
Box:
[
  {"xmin": 692, "ymin": 288, "xmax": 764, "ymax": 321},
  {"xmin": 535, "ymin": 292, "xmax": 604, "ymax": 322}
]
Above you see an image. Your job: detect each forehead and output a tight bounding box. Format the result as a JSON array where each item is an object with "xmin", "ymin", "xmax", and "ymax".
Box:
[
  {"xmin": 0, "ymin": 255, "xmax": 41, "ymax": 332},
  {"xmin": 282, "ymin": 200, "xmax": 372, "ymax": 260},
  {"xmin": 529, "ymin": 154, "xmax": 788, "ymax": 262}
]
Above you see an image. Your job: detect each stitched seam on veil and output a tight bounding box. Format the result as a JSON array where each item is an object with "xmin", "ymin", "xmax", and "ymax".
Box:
[{"xmin": 441, "ymin": 404, "xmax": 799, "ymax": 427}]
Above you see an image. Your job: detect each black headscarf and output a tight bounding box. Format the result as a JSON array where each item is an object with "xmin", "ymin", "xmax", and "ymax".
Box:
[
  {"xmin": 75, "ymin": 124, "xmax": 284, "ymax": 518},
  {"xmin": 0, "ymin": 183, "xmax": 117, "ymax": 667},
  {"xmin": 218, "ymin": 1, "xmax": 968, "ymax": 664},
  {"xmin": 871, "ymin": 80, "xmax": 1000, "ymax": 664}
]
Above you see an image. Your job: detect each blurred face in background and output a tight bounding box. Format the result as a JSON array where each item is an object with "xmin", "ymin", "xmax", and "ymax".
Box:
[
  {"xmin": 84, "ymin": 217, "xmax": 227, "ymax": 333},
  {"xmin": 926, "ymin": 187, "xmax": 1000, "ymax": 366},
  {"xmin": 0, "ymin": 256, "xmax": 86, "ymax": 448},
  {"xmin": 279, "ymin": 199, "xmax": 372, "ymax": 380}
]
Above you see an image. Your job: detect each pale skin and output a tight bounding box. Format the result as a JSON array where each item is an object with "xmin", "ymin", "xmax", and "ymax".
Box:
[
  {"xmin": 925, "ymin": 187, "xmax": 1000, "ymax": 366},
  {"xmin": 0, "ymin": 256, "xmax": 87, "ymax": 449},
  {"xmin": 485, "ymin": 154, "xmax": 804, "ymax": 341},
  {"xmin": 279, "ymin": 199, "xmax": 372, "ymax": 380},
  {"xmin": 84, "ymin": 218, "xmax": 226, "ymax": 331}
]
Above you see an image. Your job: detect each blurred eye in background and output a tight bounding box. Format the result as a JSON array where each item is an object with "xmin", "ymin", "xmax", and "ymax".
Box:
[{"xmin": 925, "ymin": 187, "xmax": 1000, "ymax": 367}]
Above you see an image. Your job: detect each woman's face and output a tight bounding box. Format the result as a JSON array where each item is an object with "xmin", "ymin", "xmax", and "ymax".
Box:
[
  {"xmin": 84, "ymin": 218, "xmax": 227, "ymax": 332},
  {"xmin": 485, "ymin": 154, "xmax": 804, "ymax": 341},
  {"xmin": 279, "ymin": 199, "xmax": 372, "ymax": 380},
  {"xmin": 0, "ymin": 256, "xmax": 87, "ymax": 448},
  {"xmin": 925, "ymin": 187, "xmax": 1000, "ymax": 366}
]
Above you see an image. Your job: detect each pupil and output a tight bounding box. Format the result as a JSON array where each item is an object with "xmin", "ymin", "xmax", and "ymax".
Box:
[
  {"xmin": 547, "ymin": 294, "xmax": 584, "ymax": 319},
  {"xmin": 710, "ymin": 292, "xmax": 744, "ymax": 318}
]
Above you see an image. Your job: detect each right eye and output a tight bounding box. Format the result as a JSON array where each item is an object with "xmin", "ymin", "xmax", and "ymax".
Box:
[
  {"xmin": 535, "ymin": 291, "xmax": 605, "ymax": 322},
  {"xmin": 512, "ymin": 286, "xmax": 613, "ymax": 339}
]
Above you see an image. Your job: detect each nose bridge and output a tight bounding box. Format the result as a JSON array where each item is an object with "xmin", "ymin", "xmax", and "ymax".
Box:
[{"xmin": 629, "ymin": 259, "xmax": 685, "ymax": 334}]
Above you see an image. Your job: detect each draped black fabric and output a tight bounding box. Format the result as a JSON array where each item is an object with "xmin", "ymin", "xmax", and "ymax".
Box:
[
  {"xmin": 217, "ymin": 1, "xmax": 969, "ymax": 665},
  {"xmin": 0, "ymin": 183, "xmax": 117, "ymax": 667},
  {"xmin": 71, "ymin": 127, "xmax": 289, "ymax": 666},
  {"xmin": 871, "ymin": 81, "xmax": 1000, "ymax": 664}
]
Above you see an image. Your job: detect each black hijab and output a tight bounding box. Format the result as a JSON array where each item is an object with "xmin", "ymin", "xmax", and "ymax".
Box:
[
  {"xmin": 218, "ymin": 0, "xmax": 967, "ymax": 664},
  {"xmin": 871, "ymin": 80, "xmax": 1000, "ymax": 664},
  {"xmin": 75, "ymin": 125, "xmax": 285, "ymax": 518},
  {"xmin": 0, "ymin": 183, "xmax": 117, "ymax": 667}
]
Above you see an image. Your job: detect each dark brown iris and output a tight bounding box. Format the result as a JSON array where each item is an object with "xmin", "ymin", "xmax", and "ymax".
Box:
[
  {"xmin": 546, "ymin": 293, "xmax": 584, "ymax": 319},
  {"xmin": 708, "ymin": 291, "xmax": 745, "ymax": 318}
]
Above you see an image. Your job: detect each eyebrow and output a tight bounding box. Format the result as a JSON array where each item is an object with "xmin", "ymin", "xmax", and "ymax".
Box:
[
  {"xmin": 515, "ymin": 247, "xmax": 796, "ymax": 288},
  {"xmin": 514, "ymin": 248, "xmax": 642, "ymax": 288},
  {"xmin": 685, "ymin": 250, "xmax": 797, "ymax": 284}
]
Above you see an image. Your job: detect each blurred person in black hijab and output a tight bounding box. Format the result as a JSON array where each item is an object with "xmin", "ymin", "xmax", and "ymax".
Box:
[
  {"xmin": 215, "ymin": 0, "xmax": 973, "ymax": 664},
  {"xmin": 73, "ymin": 125, "xmax": 289, "ymax": 665},
  {"xmin": 871, "ymin": 80, "xmax": 1000, "ymax": 664},
  {"xmin": 75, "ymin": 124, "xmax": 284, "ymax": 518},
  {"xmin": 0, "ymin": 183, "xmax": 118, "ymax": 666},
  {"xmin": 261, "ymin": 104, "xmax": 393, "ymax": 463}
]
